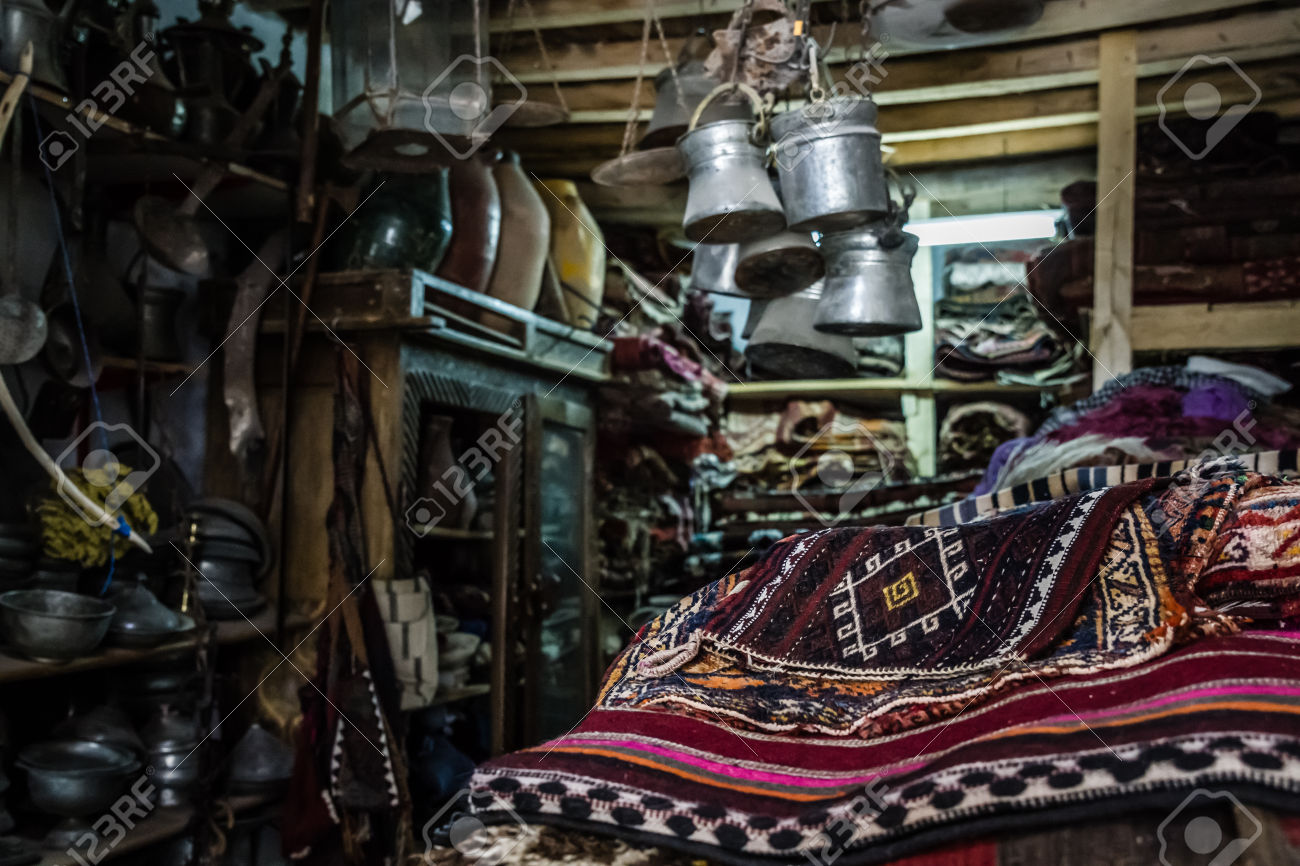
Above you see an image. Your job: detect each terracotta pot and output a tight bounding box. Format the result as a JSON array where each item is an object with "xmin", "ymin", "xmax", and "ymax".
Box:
[
  {"xmin": 534, "ymin": 179, "xmax": 605, "ymax": 329},
  {"xmin": 414, "ymin": 415, "xmax": 477, "ymax": 532},
  {"xmin": 485, "ymin": 151, "xmax": 549, "ymax": 315},
  {"xmin": 436, "ymin": 154, "xmax": 501, "ymax": 292}
]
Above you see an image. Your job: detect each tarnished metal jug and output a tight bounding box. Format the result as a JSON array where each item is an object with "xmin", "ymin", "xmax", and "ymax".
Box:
[
  {"xmin": 642, "ymin": 59, "xmax": 749, "ymax": 149},
  {"xmin": 814, "ymin": 228, "xmax": 922, "ymax": 336},
  {"xmin": 690, "ymin": 242, "xmax": 744, "ymax": 297},
  {"xmin": 770, "ymin": 96, "xmax": 888, "ymax": 232},
  {"xmin": 678, "ymin": 83, "xmax": 784, "ymax": 244},
  {"xmin": 746, "ymin": 280, "xmax": 858, "ymax": 379},
  {"xmin": 733, "ymin": 229, "xmax": 824, "ymax": 297}
]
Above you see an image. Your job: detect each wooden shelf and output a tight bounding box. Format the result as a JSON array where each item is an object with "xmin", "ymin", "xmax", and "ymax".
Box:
[
  {"xmin": 428, "ymin": 683, "xmax": 492, "ymax": 706},
  {"xmin": 0, "ymin": 69, "xmax": 289, "ymax": 198},
  {"xmin": 0, "ymin": 608, "xmax": 315, "ymax": 684},
  {"xmin": 415, "ymin": 526, "xmax": 495, "ymax": 541},
  {"xmin": 33, "ymin": 792, "xmax": 279, "ymax": 866},
  {"xmin": 726, "ymin": 377, "xmax": 1064, "ymax": 403},
  {"xmin": 101, "ymin": 356, "xmax": 200, "ymax": 377},
  {"xmin": 1125, "ymin": 301, "xmax": 1300, "ymax": 352}
]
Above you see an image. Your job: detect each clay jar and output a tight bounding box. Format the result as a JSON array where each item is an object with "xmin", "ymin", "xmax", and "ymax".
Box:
[
  {"xmin": 485, "ymin": 151, "xmax": 550, "ymax": 316},
  {"xmin": 414, "ymin": 414, "xmax": 477, "ymax": 531},
  {"xmin": 534, "ymin": 179, "xmax": 606, "ymax": 329},
  {"xmin": 436, "ymin": 154, "xmax": 502, "ymax": 292}
]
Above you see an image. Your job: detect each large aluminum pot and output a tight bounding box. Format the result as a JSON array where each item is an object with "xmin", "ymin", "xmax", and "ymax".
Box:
[
  {"xmin": 746, "ymin": 280, "xmax": 858, "ymax": 378},
  {"xmin": 642, "ymin": 62, "xmax": 750, "ymax": 150},
  {"xmin": 815, "ymin": 229, "xmax": 922, "ymax": 336},
  {"xmin": 679, "ymin": 119, "xmax": 785, "ymax": 243},
  {"xmin": 733, "ymin": 230, "xmax": 824, "ymax": 297},
  {"xmin": 770, "ymin": 97, "xmax": 888, "ymax": 232},
  {"xmin": 678, "ymin": 83, "xmax": 784, "ymax": 244},
  {"xmin": 690, "ymin": 243, "xmax": 744, "ymax": 297}
]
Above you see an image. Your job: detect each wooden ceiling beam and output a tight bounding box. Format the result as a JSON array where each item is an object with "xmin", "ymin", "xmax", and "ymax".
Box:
[
  {"xmin": 495, "ymin": 0, "xmax": 1276, "ymax": 81},
  {"xmin": 501, "ymin": 5, "xmax": 1299, "ymax": 126}
]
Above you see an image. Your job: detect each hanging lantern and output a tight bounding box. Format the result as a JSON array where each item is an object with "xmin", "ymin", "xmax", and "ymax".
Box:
[{"xmin": 330, "ymin": 0, "xmax": 490, "ymax": 168}]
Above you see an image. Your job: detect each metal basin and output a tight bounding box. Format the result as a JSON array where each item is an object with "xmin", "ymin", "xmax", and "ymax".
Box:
[
  {"xmin": 18, "ymin": 740, "xmax": 139, "ymax": 848},
  {"xmin": 0, "ymin": 590, "xmax": 115, "ymax": 662}
]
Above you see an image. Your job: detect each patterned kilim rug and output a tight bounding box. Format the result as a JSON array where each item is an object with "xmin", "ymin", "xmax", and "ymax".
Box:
[{"xmin": 467, "ymin": 466, "xmax": 1300, "ymax": 864}]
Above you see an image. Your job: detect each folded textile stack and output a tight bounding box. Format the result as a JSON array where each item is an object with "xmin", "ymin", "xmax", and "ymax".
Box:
[
  {"xmin": 600, "ymin": 333, "xmax": 727, "ymax": 439},
  {"xmin": 467, "ymin": 458, "xmax": 1300, "ymax": 864},
  {"xmin": 596, "ymin": 444, "xmax": 696, "ymax": 594},
  {"xmin": 1029, "ymin": 126, "xmax": 1300, "ymax": 316},
  {"xmin": 976, "ymin": 360, "xmax": 1300, "ymax": 496},
  {"xmin": 725, "ymin": 400, "xmax": 913, "ymax": 496},
  {"xmin": 938, "ymin": 401, "xmax": 1032, "ymax": 473},
  {"xmin": 934, "ymin": 294, "xmax": 1074, "ymax": 384}
]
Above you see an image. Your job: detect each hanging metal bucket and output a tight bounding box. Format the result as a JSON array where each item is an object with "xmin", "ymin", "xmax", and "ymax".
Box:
[
  {"xmin": 746, "ymin": 280, "xmax": 858, "ymax": 378},
  {"xmin": 814, "ymin": 229, "xmax": 922, "ymax": 336},
  {"xmin": 678, "ymin": 84, "xmax": 784, "ymax": 244},
  {"xmin": 733, "ymin": 230, "xmax": 824, "ymax": 297},
  {"xmin": 690, "ymin": 242, "xmax": 744, "ymax": 297},
  {"xmin": 741, "ymin": 298, "xmax": 768, "ymax": 340},
  {"xmin": 642, "ymin": 62, "xmax": 750, "ymax": 150},
  {"xmin": 770, "ymin": 96, "xmax": 887, "ymax": 233}
]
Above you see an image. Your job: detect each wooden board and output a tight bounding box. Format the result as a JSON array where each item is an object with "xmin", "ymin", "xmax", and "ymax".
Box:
[
  {"xmin": 1128, "ymin": 301, "xmax": 1300, "ymax": 352},
  {"xmin": 1091, "ymin": 30, "xmax": 1138, "ymax": 389}
]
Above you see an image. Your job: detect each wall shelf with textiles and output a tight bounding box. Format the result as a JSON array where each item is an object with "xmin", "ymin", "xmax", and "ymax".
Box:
[{"xmin": 726, "ymin": 378, "xmax": 1065, "ymax": 403}]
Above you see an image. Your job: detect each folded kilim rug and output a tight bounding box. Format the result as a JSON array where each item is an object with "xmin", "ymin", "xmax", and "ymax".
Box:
[{"xmin": 468, "ymin": 467, "xmax": 1300, "ymax": 864}]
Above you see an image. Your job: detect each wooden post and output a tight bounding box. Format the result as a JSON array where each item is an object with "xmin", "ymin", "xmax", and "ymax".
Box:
[
  {"xmin": 904, "ymin": 199, "xmax": 938, "ymax": 477},
  {"xmin": 1091, "ymin": 29, "xmax": 1138, "ymax": 390}
]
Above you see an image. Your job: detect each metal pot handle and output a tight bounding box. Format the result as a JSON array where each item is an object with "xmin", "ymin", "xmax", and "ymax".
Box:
[{"xmin": 687, "ymin": 81, "xmax": 773, "ymax": 143}]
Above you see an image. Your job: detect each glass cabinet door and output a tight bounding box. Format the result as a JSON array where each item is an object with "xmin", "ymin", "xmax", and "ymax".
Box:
[{"xmin": 524, "ymin": 395, "xmax": 597, "ymax": 743}]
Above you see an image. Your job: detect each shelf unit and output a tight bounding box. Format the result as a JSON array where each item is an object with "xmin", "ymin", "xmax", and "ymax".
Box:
[
  {"xmin": 0, "ymin": 68, "xmax": 288, "ymax": 197},
  {"xmin": 32, "ymin": 792, "xmax": 278, "ymax": 866},
  {"xmin": 0, "ymin": 608, "xmax": 315, "ymax": 684}
]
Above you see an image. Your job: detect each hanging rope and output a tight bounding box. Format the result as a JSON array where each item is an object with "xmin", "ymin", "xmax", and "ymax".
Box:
[{"xmin": 618, "ymin": 0, "xmax": 655, "ymax": 157}]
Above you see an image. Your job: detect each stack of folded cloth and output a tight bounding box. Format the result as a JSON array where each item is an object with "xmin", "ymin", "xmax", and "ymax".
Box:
[
  {"xmin": 600, "ymin": 333, "xmax": 727, "ymax": 439},
  {"xmin": 725, "ymin": 400, "xmax": 913, "ymax": 496},
  {"xmin": 938, "ymin": 401, "xmax": 1032, "ymax": 473},
  {"xmin": 975, "ymin": 359, "xmax": 1300, "ymax": 496},
  {"xmin": 934, "ymin": 293, "xmax": 1075, "ymax": 384}
]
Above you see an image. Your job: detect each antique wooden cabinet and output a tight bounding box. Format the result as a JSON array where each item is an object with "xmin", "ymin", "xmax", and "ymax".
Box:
[{"xmin": 255, "ymin": 270, "xmax": 609, "ymax": 753}]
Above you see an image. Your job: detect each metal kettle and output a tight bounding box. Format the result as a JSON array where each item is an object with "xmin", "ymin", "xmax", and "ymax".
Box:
[{"xmin": 0, "ymin": 0, "xmax": 77, "ymax": 91}]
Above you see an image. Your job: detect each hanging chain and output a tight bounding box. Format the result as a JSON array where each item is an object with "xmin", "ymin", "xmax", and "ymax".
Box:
[
  {"xmin": 651, "ymin": 8, "xmax": 686, "ymax": 112},
  {"xmin": 727, "ymin": 0, "xmax": 756, "ymax": 85},
  {"xmin": 521, "ymin": 0, "xmax": 569, "ymax": 113},
  {"xmin": 619, "ymin": 0, "xmax": 654, "ymax": 156}
]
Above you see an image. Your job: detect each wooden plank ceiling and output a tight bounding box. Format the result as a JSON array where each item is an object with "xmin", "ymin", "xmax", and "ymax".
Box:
[{"xmin": 485, "ymin": 0, "xmax": 1300, "ymax": 221}]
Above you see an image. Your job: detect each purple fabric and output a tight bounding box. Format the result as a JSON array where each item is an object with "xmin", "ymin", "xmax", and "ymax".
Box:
[
  {"xmin": 1182, "ymin": 382, "xmax": 1251, "ymax": 422},
  {"xmin": 972, "ymin": 436, "xmax": 1036, "ymax": 497}
]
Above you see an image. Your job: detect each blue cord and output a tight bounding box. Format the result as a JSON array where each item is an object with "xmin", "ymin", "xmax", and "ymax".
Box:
[{"xmin": 27, "ymin": 97, "xmax": 129, "ymax": 594}]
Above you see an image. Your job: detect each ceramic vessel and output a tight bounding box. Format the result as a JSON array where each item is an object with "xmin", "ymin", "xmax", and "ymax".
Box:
[
  {"xmin": 436, "ymin": 154, "xmax": 501, "ymax": 292},
  {"xmin": 484, "ymin": 151, "xmax": 549, "ymax": 317},
  {"xmin": 535, "ymin": 179, "xmax": 606, "ymax": 329}
]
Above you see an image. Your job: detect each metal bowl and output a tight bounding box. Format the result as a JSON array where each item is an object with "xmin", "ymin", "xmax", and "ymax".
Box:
[
  {"xmin": 0, "ymin": 590, "xmax": 116, "ymax": 662},
  {"xmin": 18, "ymin": 740, "xmax": 140, "ymax": 848}
]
